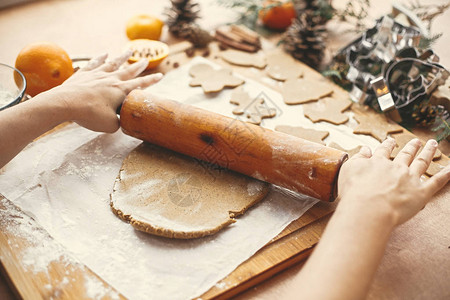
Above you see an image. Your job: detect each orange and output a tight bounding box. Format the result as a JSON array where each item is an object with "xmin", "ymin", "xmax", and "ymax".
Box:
[
  {"xmin": 15, "ymin": 42, "xmax": 74, "ymax": 96},
  {"xmin": 125, "ymin": 39, "xmax": 169, "ymax": 70},
  {"xmin": 259, "ymin": 0, "xmax": 297, "ymax": 31},
  {"xmin": 126, "ymin": 14, "xmax": 164, "ymax": 41}
]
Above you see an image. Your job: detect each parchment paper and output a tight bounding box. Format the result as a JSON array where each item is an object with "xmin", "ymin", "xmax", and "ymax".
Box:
[{"xmin": 0, "ymin": 123, "xmax": 320, "ymax": 299}]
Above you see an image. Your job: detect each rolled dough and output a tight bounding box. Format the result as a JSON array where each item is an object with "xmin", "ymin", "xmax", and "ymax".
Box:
[{"xmin": 110, "ymin": 143, "xmax": 270, "ymax": 239}]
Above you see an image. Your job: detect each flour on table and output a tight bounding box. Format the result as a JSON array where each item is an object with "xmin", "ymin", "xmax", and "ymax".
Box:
[{"xmin": 0, "ymin": 196, "xmax": 120, "ymax": 300}]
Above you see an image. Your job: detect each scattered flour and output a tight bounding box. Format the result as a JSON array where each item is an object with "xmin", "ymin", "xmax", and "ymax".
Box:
[
  {"xmin": 247, "ymin": 180, "xmax": 264, "ymax": 196},
  {"xmin": 0, "ymin": 197, "xmax": 120, "ymax": 299},
  {"xmin": 214, "ymin": 281, "xmax": 228, "ymax": 290},
  {"xmin": 0, "ymin": 88, "xmax": 17, "ymax": 108}
]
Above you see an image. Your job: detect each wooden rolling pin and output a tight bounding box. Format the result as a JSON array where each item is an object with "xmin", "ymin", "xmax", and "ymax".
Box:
[{"xmin": 120, "ymin": 90, "xmax": 348, "ymax": 202}]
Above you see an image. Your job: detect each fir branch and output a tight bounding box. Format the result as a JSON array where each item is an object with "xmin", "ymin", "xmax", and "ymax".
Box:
[
  {"xmin": 418, "ymin": 32, "xmax": 443, "ymax": 50},
  {"xmin": 315, "ymin": 0, "xmax": 335, "ymax": 22},
  {"xmin": 334, "ymin": 0, "xmax": 371, "ymax": 33},
  {"xmin": 322, "ymin": 69, "xmax": 342, "ymax": 80},
  {"xmin": 432, "ymin": 115, "xmax": 450, "ymax": 143},
  {"xmin": 407, "ymin": 0, "xmax": 450, "ymax": 30},
  {"xmin": 223, "ymin": 0, "xmax": 261, "ymax": 8},
  {"xmin": 216, "ymin": 0, "xmax": 266, "ymax": 30}
]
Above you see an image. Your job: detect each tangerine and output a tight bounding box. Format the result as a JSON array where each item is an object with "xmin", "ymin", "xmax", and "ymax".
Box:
[
  {"xmin": 126, "ymin": 14, "xmax": 164, "ymax": 41},
  {"xmin": 125, "ymin": 39, "xmax": 169, "ymax": 70},
  {"xmin": 259, "ymin": 0, "xmax": 297, "ymax": 31},
  {"xmin": 15, "ymin": 42, "xmax": 74, "ymax": 96}
]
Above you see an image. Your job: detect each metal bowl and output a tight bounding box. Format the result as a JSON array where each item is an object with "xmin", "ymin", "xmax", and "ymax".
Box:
[{"xmin": 0, "ymin": 63, "xmax": 26, "ymax": 111}]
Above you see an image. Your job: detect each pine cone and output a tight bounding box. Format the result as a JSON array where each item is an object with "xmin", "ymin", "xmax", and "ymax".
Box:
[
  {"xmin": 283, "ymin": 12, "xmax": 326, "ymax": 68},
  {"xmin": 178, "ymin": 23, "xmax": 212, "ymax": 48},
  {"xmin": 412, "ymin": 104, "xmax": 438, "ymax": 127},
  {"xmin": 165, "ymin": 0, "xmax": 201, "ymax": 36}
]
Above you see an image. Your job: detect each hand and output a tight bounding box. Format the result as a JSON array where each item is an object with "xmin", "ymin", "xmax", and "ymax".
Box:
[
  {"xmin": 338, "ymin": 138, "xmax": 450, "ymax": 226},
  {"xmin": 49, "ymin": 51, "xmax": 163, "ymax": 133}
]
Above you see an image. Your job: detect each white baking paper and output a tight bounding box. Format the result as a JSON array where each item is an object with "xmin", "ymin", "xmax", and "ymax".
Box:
[{"xmin": 0, "ymin": 123, "xmax": 318, "ymax": 299}]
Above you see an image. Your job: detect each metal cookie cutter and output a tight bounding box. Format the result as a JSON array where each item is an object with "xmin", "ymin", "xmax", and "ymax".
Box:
[
  {"xmin": 384, "ymin": 57, "xmax": 449, "ymax": 123},
  {"xmin": 370, "ymin": 76, "xmax": 402, "ymax": 122}
]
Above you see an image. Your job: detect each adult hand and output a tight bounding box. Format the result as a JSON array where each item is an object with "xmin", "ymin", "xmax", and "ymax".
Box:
[
  {"xmin": 286, "ymin": 138, "xmax": 449, "ymax": 300},
  {"xmin": 52, "ymin": 51, "xmax": 163, "ymax": 133},
  {"xmin": 338, "ymin": 138, "xmax": 450, "ymax": 226}
]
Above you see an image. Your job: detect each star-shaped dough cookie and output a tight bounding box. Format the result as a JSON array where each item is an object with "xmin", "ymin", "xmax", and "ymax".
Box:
[
  {"xmin": 275, "ymin": 125, "xmax": 329, "ymax": 145},
  {"xmin": 389, "ymin": 132, "xmax": 442, "ymax": 160},
  {"xmin": 266, "ymin": 52, "xmax": 304, "ymax": 81},
  {"xmin": 221, "ymin": 49, "xmax": 267, "ymax": 69},
  {"xmin": 303, "ymin": 97, "xmax": 352, "ymax": 125},
  {"xmin": 230, "ymin": 88, "xmax": 276, "ymax": 125},
  {"xmin": 328, "ymin": 142, "xmax": 363, "ymax": 158},
  {"xmin": 352, "ymin": 107, "xmax": 403, "ymax": 142},
  {"xmin": 282, "ymin": 78, "xmax": 335, "ymax": 105},
  {"xmin": 189, "ymin": 63, "xmax": 244, "ymax": 93}
]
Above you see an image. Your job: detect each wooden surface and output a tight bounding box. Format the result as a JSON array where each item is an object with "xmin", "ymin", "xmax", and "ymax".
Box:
[
  {"xmin": 0, "ymin": 0, "xmax": 449, "ymax": 299},
  {"xmin": 0, "ymin": 195, "xmax": 125, "ymax": 300}
]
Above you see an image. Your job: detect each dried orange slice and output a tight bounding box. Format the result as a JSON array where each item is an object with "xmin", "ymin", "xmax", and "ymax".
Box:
[{"xmin": 125, "ymin": 39, "xmax": 169, "ymax": 70}]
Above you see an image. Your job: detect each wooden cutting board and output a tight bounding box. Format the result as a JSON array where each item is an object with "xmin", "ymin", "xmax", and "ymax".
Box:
[
  {"xmin": 0, "ymin": 41, "xmax": 448, "ymax": 299},
  {"xmin": 0, "ymin": 195, "xmax": 125, "ymax": 300}
]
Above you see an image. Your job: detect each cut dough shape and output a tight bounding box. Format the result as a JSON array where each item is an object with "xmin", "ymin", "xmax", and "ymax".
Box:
[
  {"xmin": 328, "ymin": 142, "xmax": 363, "ymax": 158},
  {"xmin": 389, "ymin": 132, "xmax": 442, "ymax": 160},
  {"xmin": 230, "ymin": 88, "xmax": 276, "ymax": 125},
  {"xmin": 352, "ymin": 107, "xmax": 403, "ymax": 142},
  {"xmin": 221, "ymin": 49, "xmax": 266, "ymax": 69},
  {"xmin": 426, "ymin": 161, "xmax": 447, "ymax": 177},
  {"xmin": 110, "ymin": 143, "xmax": 269, "ymax": 239},
  {"xmin": 275, "ymin": 125, "xmax": 329, "ymax": 145},
  {"xmin": 189, "ymin": 63, "xmax": 244, "ymax": 93},
  {"xmin": 430, "ymin": 77, "xmax": 450, "ymax": 109},
  {"xmin": 303, "ymin": 97, "xmax": 352, "ymax": 125},
  {"xmin": 282, "ymin": 78, "xmax": 334, "ymax": 105},
  {"xmin": 266, "ymin": 52, "xmax": 304, "ymax": 81}
]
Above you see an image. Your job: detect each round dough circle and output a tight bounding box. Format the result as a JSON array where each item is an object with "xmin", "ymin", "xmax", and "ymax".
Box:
[{"xmin": 110, "ymin": 143, "xmax": 270, "ymax": 239}]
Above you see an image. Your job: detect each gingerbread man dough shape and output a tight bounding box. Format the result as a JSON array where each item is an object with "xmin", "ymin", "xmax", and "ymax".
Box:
[
  {"xmin": 189, "ymin": 63, "xmax": 244, "ymax": 93},
  {"xmin": 230, "ymin": 88, "xmax": 276, "ymax": 125}
]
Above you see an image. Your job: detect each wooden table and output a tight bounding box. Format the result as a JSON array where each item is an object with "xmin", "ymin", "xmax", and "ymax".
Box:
[{"xmin": 1, "ymin": 1, "xmax": 449, "ymax": 299}]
